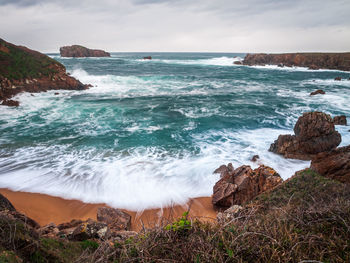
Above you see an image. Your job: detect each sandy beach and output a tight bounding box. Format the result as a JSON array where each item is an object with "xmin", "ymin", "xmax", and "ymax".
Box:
[{"xmin": 0, "ymin": 188, "xmax": 217, "ymax": 232}]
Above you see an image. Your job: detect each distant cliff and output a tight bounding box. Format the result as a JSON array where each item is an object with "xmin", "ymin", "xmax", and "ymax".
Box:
[
  {"xmin": 242, "ymin": 52, "xmax": 350, "ymax": 71},
  {"xmin": 60, "ymin": 45, "xmax": 110, "ymax": 57},
  {"xmin": 0, "ymin": 38, "xmax": 89, "ymax": 106}
]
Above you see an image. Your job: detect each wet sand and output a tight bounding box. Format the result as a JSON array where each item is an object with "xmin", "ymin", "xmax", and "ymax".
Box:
[{"xmin": 0, "ymin": 188, "xmax": 217, "ymax": 231}]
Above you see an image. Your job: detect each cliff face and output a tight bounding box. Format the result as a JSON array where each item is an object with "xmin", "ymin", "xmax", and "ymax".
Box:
[
  {"xmin": 60, "ymin": 45, "xmax": 110, "ymax": 57},
  {"xmin": 0, "ymin": 38, "xmax": 89, "ymax": 106},
  {"xmin": 242, "ymin": 52, "xmax": 350, "ymax": 71}
]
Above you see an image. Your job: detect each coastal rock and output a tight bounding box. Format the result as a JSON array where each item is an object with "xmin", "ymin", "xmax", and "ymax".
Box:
[
  {"xmin": 1, "ymin": 99, "xmax": 19, "ymax": 107},
  {"xmin": 39, "ymin": 223, "xmax": 59, "ymax": 237},
  {"xmin": 233, "ymin": 61, "xmax": 242, "ymax": 65},
  {"xmin": 334, "ymin": 77, "xmax": 342, "ymax": 81},
  {"xmin": 217, "ymin": 205, "xmax": 243, "ymax": 223},
  {"xmin": 310, "ymin": 89, "xmax": 325, "ymax": 96},
  {"xmin": 71, "ymin": 219, "xmax": 110, "ymax": 241},
  {"xmin": 269, "ymin": 112, "xmax": 341, "ymax": 160},
  {"xmin": 212, "ymin": 165, "xmax": 282, "ymax": 208},
  {"xmin": 213, "ymin": 163, "xmax": 234, "ymax": 178},
  {"xmin": 311, "ymin": 145, "xmax": 350, "ymax": 184},
  {"xmin": 143, "ymin": 56, "xmax": 152, "ymax": 60},
  {"xmin": 333, "ymin": 115, "xmax": 347, "ymax": 125},
  {"xmin": 0, "ymin": 193, "xmax": 16, "ymax": 212},
  {"xmin": 60, "ymin": 45, "xmax": 110, "ymax": 57},
  {"xmin": 97, "ymin": 207, "xmax": 131, "ymax": 231},
  {"xmin": 242, "ymin": 53, "xmax": 350, "ymax": 71},
  {"xmin": 113, "ymin": 230, "xmax": 138, "ymax": 242},
  {"xmin": 0, "ymin": 38, "xmax": 89, "ymax": 105},
  {"xmin": 251, "ymin": 155, "xmax": 260, "ymax": 162}
]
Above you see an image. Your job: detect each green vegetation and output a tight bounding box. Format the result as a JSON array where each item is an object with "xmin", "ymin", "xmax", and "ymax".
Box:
[
  {"xmin": 0, "ymin": 39, "xmax": 62, "ymax": 80},
  {"xmin": 1, "ymin": 169, "xmax": 350, "ymax": 262}
]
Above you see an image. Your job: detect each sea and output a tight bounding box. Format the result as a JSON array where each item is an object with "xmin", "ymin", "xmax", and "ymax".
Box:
[{"xmin": 0, "ymin": 52, "xmax": 349, "ymax": 210}]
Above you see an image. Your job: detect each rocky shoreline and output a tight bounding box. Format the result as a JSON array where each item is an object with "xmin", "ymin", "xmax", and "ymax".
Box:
[
  {"xmin": 0, "ymin": 39, "xmax": 90, "ymax": 106},
  {"xmin": 241, "ymin": 52, "xmax": 350, "ymax": 71}
]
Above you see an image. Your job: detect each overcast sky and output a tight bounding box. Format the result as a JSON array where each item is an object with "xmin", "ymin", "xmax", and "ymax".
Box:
[{"xmin": 0, "ymin": 0, "xmax": 349, "ymax": 53}]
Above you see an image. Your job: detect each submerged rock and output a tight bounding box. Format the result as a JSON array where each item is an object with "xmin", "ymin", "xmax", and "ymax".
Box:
[
  {"xmin": 333, "ymin": 115, "xmax": 347, "ymax": 125},
  {"xmin": 143, "ymin": 56, "xmax": 152, "ymax": 60},
  {"xmin": 310, "ymin": 89, "xmax": 325, "ymax": 96},
  {"xmin": 335, "ymin": 77, "xmax": 342, "ymax": 81},
  {"xmin": 1, "ymin": 99, "xmax": 19, "ymax": 107},
  {"xmin": 212, "ymin": 164, "xmax": 282, "ymax": 208},
  {"xmin": 269, "ymin": 112, "xmax": 341, "ymax": 160},
  {"xmin": 311, "ymin": 145, "xmax": 350, "ymax": 184}
]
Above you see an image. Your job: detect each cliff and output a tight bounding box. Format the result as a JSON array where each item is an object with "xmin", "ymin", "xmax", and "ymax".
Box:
[
  {"xmin": 242, "ymin": 52, "xmax": 350, "ymax": 71},
  {"xmin": 0, "ymin": 38, "xmax": 89, "ymax": 106},
  {"xmin": 60, "ymin": 45, "xmax": 110, "ymax": 57}
]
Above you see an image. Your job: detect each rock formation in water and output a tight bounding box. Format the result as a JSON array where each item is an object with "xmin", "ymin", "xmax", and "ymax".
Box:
[
  {"xmin": 212, "ymin": 164, "xmax": 282, "ymax": 208},
  {"xmin": 242, "ymin": 53, "xmax": 350, "ymax": 71},
  {"xmin": 269, "ymin": 112, "xmax": 341, "ymax": 160},
  {"xmin": 310, "ymin": 89, "xmax": 325, "ymax": 96},
  {"xmin": 333, "ymin": 115, "xmax": 347, "ymax": 125},
  {"xmin": 0, "ymin": 38, "xmax": 89, "ymax": 106},
  {"xmin": 311, "ymin": 145, "xmax": 350, "ymax": 184},
  {"xmin": 60, "ymin": 45, "xmax": 110, "ymax": 57}
]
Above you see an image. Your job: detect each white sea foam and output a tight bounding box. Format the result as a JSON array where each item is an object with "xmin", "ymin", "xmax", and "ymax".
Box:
[
  {"xmin": 0, "ymin": 127, "xmax": 315, "ymax": 210},
  {"xmin": 145, "ymin": 56, "xmax": 242, "ymax": 67},
  {"xmin": 249, "ymin": 64, "xmax": 350, "ymax": 73}
]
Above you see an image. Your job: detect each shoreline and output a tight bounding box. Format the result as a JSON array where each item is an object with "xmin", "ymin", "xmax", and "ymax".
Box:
[{"xmin": 0, "ymin": 188, "xmax": 217, "ymax": 232}]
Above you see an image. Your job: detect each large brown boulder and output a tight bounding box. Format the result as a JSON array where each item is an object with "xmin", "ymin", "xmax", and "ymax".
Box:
[
  {"xmin": 60, "ymin": 45, "xmax": 110, "ymax": 57},
  {"xmin": 212, "ymin": 164, "xmax": 282, "ymax": 208},
  {"xmin": 269, "ymin": 112, "xmax": 341, "ymax": 160},
  {"xmin": 97, "ymin": 207, "xmax": 131, "ymax": 231},
  {"xmin": 311, "ymin": 145, "xmax": 350, "ymax": 184},
  {"xmin": 70, "ymin": 219, "xmax": 110, "ymax": 241}
]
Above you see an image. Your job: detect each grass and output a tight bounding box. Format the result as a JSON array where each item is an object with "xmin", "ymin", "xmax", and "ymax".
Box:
[
  {"xmin": 0, "ymin": 38, "xmax": 62, "ymax": 80},
  {"xmin": 1, "ymin": 169, "xmax": 350, "ymax": 262}
]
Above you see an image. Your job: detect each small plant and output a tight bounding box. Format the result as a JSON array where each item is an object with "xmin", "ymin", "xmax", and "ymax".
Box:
[
  {"xmin": 165, "ymin": 211, "xmax": 191, "ymax": 231},
  {"xmin": 81, "ymin": 240, "xmax": 99, "ymax": 251}
]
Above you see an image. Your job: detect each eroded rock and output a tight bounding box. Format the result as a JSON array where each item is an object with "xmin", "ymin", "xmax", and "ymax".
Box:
[
  {"xmin": 97, "ymin": 207, "xmax": 131, "ymax": 231},
  {"xmin": 333, "ymin": 115, "xmax": 347, "ymax": 125},
  {"xmin": 310, "ymin": 89, "xmax": 325, "ymax": 96},
  {"xmin": 212, "ymin": 165, "xmax": 282, "ymax": 208},
  {"xmin": 269, "ymin": 112, "xmax": 341, "ymax": 160},
  {"xmin": 311, "ymin": 145, "xmax": 350, "ymax": 184}
]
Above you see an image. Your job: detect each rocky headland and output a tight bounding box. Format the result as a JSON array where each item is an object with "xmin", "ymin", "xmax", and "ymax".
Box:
[
  {"xmin": 242, "ymin": 52, "xmax": 350, "ymax": 71},
  {"xmin": 0, "ymin": 38, "xmax": 89, "ymax": 106},
  {"xmin": 60, "ymin": 45, "xmax": 110, "ymax": 57}
]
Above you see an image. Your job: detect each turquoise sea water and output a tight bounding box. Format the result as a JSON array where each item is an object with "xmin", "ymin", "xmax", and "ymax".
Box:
[{"xmin": 0, "ymin": 53, "xmax": 349, "ymax": 209}]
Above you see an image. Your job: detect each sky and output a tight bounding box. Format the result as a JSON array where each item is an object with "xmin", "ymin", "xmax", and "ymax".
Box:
[{"xmin": 0, "ymin": 0, "xmax": 349, "ymax": 53}]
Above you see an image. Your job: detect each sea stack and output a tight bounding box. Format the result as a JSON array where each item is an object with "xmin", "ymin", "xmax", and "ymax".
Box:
[{"xmin": 60, "ymin": 45, "xmax": 110, "ymax": 57}]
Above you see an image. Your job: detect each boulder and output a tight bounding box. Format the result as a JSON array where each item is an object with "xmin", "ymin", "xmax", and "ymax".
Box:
[
  {"xmin": 333, "ymin": 115, "xmax": 347, "ymax": 125},
  {"xmin": 213, "ymin": 163, "xmax": 234, "ymax": 178},
  {"xmin": 1, "ymin": 99, "xmax": 19, "ymax": 107},
  {"xmin": 269, "ymin": 112, "xmax": 341, "ymax": 160},
  {"xmin": 143, "ymin": 56, "xmax": 152, "ymax": 60},
  {"xmin": 217, "ymin": 205, "xmax": 243, "ymax": 223},
  {"xmin": 39, "ymin": 223, "xmax": 59, "ymax": 237},
  {"xmin": 311, "ymin": 145, "xmax": 350, "ymax": 184},
  {"xmin": 212, "ymin": 165, "xmax": 282, "ymax": 208},
  {"xmin": 71, "ymin": 219, "xmax": 110, "ymax": 241},
  {"xmin": 97, "ymin": 207, "xmax": 131, "ymax": 231},
  {"xmin": 251, "ymin": 155, "xmax": 260, "ymax": 162},
  {"xmin": 310, "ymin": 89, "xmax": 325, "ymax": 96},
  {"xmin": 233, "ymin": 61, "xmax": 242, "ymax": 65},
  {"xmin": 60, "ymin": 45, "xmax": 110, "ymax": 57},
  {"xmin": 334, "ymin": 77, "xmax": 342, "ymax": 81}
]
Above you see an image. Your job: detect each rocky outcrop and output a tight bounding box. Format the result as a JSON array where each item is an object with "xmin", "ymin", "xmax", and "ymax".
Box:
[
  {"xmin": 143, "ymin": 56, "xmax": 152, "ymax": 60},
  {"xmin": 60, "ymin": 45, "xmax": 110, "ymax": 57},
  {"xmin": 97, "ymin": 207, "xmax": 131, "ymax": 231},
  {"xmin": 311, "ymin": 145, "xmax": 350, "ymax": 184},
  {"xmin": 310, "ymin": 89, "xmax": 325, "ymax": 96},
  {"xmin": 0, "ymin": 38, "xmax": 89, "ymax": 106},
  {"xmin": 333, "ymin": 115, "xmax": 347, "ymax": 125},
  {"xmin": 242, "ymin": 53, "xmax": 350, "ymax": 71},
  {"xmin": 269, "ymin": 112, "xmax": 341, "ymax": 160},
  {"xmin": 212, "ymin": 164, "xmax": 282, "ymax": 208},
  {"xmin": 71, "ymin": 219, "xmax": 110, "ymax": 241}
]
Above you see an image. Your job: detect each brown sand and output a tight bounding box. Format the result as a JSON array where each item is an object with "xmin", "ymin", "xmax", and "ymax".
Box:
[{"xmin": 0, "ymin": 188, "xmax": 217, "ymax": 231}]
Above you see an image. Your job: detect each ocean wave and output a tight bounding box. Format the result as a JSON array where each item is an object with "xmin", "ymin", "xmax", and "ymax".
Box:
[
  {"xmin": 138, "ymin": 56, "xmax": 242, "ymax": 67},
  {"xmin": 0, "ymin": 127, "xmax": 315, "ymax": 210},
  {"xmin": 249, "ymin": 64, "xmax": 350, "ymax": 73}
]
